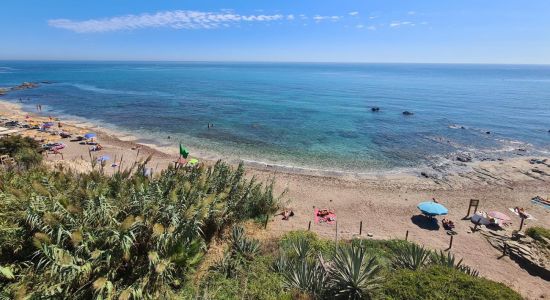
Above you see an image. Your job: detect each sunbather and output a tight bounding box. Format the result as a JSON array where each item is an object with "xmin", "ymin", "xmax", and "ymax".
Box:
[
  {"xmin": 90, "ymin": 144, "xmax": 103, "ymax": 152},
  {"xmin": 442, "ymin": 218, "xmax": 455, "ymax": 230},
  {"xmin": 279, "ymin": 209, "xmax": 294, "ymax": 220},
  {"xmin": 317, "ymin": 209, "xmax": 334, "ymax": 217}
]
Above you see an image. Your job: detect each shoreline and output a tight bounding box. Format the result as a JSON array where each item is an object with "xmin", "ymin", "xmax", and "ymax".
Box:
[
  {"xmin": 2, "ymin": 97, "xmax": 548, "ymax": 182},
  {"xmin": 2, "ymin": 98, "xmax": 550, "ymax": 298}
]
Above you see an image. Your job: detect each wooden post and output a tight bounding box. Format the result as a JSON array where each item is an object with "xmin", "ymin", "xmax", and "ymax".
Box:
[
  {"xmin": 502, "ymin": 243, "xmax": 507, "ymax": 256},
  {"xmin": 264, "ymin": 214, "xmax": 269, "ymax": 229},
  {"xmin": 519, "ymin": 218, "xmax": 525, "ymax": 231},
  {"xmin": 359, "ymin": 221, "xmax": 363, "ymax": 235},
  {"xmin": 448, "ymin": 235, "xmax": 454, "ymax": 250},
  {"xmin": 405, "ymin": 230, "xmax": 409, "ymax": 241},
  {"xmin": 335, "ymin": 221, "xmax": 339, "ymax": 250},
  {"xmin": 308, "ymin": 221, "xmax": 311, "ymax": 231}
]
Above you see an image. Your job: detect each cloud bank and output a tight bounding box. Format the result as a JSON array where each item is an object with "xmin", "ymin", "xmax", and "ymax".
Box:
[{"xmin": 48, "ymin": 10, "xmax": 287, "ymax": 33}]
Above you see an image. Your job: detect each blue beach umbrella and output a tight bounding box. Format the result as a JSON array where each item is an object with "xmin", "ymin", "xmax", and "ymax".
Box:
[
  {"xmin": 84, "ymin": 133, "xmax": 97, "ymax": 139},
  {"xmin": 417, "ymin": 201, "xmax": 448, "ymax": 217}
]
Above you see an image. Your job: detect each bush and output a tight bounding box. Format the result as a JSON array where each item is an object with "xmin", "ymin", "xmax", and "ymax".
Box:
[
  {"xmin": 0, "ymin": 135, "xmax": 42, "ymax": 168},
  {"xmin": 382, "ymin": 266, "xmax": 522, "ymax": 300},
  {"xmin": 526, "ymin": 226, "xmax": 550, "ymax": 248}
]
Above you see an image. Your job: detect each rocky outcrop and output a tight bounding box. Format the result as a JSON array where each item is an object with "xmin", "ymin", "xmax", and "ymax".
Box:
[
  {"xmin": 11, "ymin": 82, "xmax": 39, "ymax": 90},
  {"xmin": 480, "ymin": 229, "xmax": 550, "ymax": 279}
]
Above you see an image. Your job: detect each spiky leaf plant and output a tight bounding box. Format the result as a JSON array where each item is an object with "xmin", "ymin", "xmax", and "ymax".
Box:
[
  {"xmin": 328, "ymin": 243, "xmax": 383, "ymax": 299},
  {"xmin": 431, "ymin": 251, "xmax": 479, "ymax": 277},
  {"xmin": 391, "ymin": 243, "xmax": 432, "ymax": 271}
]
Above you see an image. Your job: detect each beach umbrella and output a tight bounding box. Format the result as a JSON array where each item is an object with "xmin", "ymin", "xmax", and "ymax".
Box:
[
  {"xmin": 488, "ymin": 211, "xmax": 511, "ymax": 221},
  {"xmin": 179, "ymin": 144, "xmax": 189, "ymax": 158},
  {"xmin": 188, "ymin": 158, "xmax": 199, "ymax": 166},
  {"xmin": 84, "ymin": 133, "xmax": 97, "ymax": 139},
  {"xmin": 417, "ymin": 201, "xmax": 448, "ymax": 216}
]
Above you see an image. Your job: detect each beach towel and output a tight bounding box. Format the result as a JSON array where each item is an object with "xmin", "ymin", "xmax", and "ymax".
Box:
[
  {"xmin": 314, "ymin": 208, "xmax": 336, "ymax": 224},
  {"xmin": 531, "ymin": 196, "xmax": 550, "ymax": 210}
]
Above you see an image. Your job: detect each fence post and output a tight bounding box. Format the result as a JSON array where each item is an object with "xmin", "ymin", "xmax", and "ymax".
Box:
[
  {"xmin": 359, "ymin": 221, "xmax": 363, "ymax": 235},
  {"xmin": 335, "ymin": 221, "xmax": 339, "ymax": 251},
  {"xmin": 448, "ymin": 235, "xmax": 454, "ymax": 250},
  {"xmin": 264, "ymin": 214, "xmax": 269, "ymax": 229},
  {"xmin": 519, "ymin": 218, "xmax": 525, "ymax": 231},
  {"xmin": 405, "ymin": 230, "xmax": 409, "ymax": 241},
  {"xmin": 308, "ymin": 221, "xmax": 311, "ymax": 231},
  {"xmin": 502, "ymin": 243, "xmax": 507, "ymax": 256}
]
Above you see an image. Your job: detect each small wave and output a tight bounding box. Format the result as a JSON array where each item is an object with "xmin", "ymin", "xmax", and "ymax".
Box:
[{"xmin": 66, "ymin": 83, "xmax": 172, "ymax": 97}]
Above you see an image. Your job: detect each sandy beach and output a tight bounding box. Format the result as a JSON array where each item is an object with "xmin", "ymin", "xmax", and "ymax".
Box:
[{"xmin": 1, "ymin": 99, "xmax": 549, "ymax": 298}]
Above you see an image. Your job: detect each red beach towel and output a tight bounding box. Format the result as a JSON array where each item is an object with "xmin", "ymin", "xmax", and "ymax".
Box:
[{"xmin": 314, "ymin": 208, "xmax": 336, "ymax": 224}]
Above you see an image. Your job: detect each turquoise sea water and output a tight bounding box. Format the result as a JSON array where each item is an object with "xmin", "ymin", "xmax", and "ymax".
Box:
[{"xmin": 1, "ymin": 62, "xmax": 549, "ymax": 171}]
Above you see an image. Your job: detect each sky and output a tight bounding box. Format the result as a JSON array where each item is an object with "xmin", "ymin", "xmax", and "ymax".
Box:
[{"xmin": 1, "ymin": 0, "xmax": 549, "ymax": 64}]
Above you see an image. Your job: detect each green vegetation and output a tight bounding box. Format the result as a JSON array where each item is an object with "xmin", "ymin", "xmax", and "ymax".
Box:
[
  {"xmin": 0, "ymin": 137, "xmax": 523, "ymax": 299},
  {"xmin": 526, "ymin": 226, "xmax": 550, "ymax": 248},
  {"xmin": 0, "ymin": 135, "xmax": 43, "ymax": 168},
  {"xmin": 382, "ymin": 266, "xmax": 522, "ymax": 300},
  {"xmin": 0, "ymin": 141, "xmax": 282, "ymax": 299}
]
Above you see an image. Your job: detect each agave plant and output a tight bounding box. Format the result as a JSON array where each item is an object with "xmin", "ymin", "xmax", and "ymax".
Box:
[
  {"xmin": 230, "ymin": 226, "xmax": 260, "ymax": 260},
  {"xmin": 432, "ymin": 251, "xmax": 479, "ymax": 277},
  {"xmin": 328, "ymin": 243, "xmax": 383, "ymax": 300},
  {"xmin": 281, "ymin": 258, "xmax": 327, "ymax": 298},
  {"xmin": 391, "ymin": 243, "xmax": 432, "ymax": 271}
]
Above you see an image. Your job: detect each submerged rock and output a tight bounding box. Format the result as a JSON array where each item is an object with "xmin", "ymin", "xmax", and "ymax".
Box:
[
  {"xmin": 402, "ymin": 111, "xmax": 414, "ymax": 116},
  {"xmin": 456, "ymin": 154, "xmax": 472, "ymax": 163},
  {"xmin": 371, "ymin": 107, "xmax": 380, "ymax": 112}
]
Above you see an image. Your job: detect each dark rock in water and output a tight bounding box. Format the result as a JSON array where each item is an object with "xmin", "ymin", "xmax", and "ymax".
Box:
[
  {"xmin": 371, "ymin": 107, "xmax": 380, "ymax": 112},
  {"xmin": 420, "ymin": 172, "xmax": 429, "ymax": 178},
  {"xmin": 41, "ymin": 80, "xmax": 54, "ymax": 84},
  {"xmin": 461, "ymin": 126, "xmax": 465, "ymax": 129},
  {"xmin": 402, "ymin": 111, "xmax": 414, "ymax": 116},
  {"xmin": 456, "ymin": 154, "xmax": 472, "ymax": 163},
  {"xmin": 486, "ymin": 131, "xmax": 491, "ymax": 134},
  {"xmin": 517, "ymin": 148, "xmax": 526, "ymax": 152}
]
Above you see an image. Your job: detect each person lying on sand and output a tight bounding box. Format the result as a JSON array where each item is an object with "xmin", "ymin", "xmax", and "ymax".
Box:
[
  {"xmin": 278, "ymin": 209, "xmax": 294, "ymax": 220},
  {"xmin": 317, "ymin": 209, "xmax": 334, "ymax": 217},
  {"xmin": 442, "ymin": 218, "xmax": 455, "ymax": 230},
  {"xmin": 514, "ymin": 207, "xmax": 528, "ymax": 219},
  {"xmin": 90, "ymin": 144, "xmax": 103, "ymax": 152}
]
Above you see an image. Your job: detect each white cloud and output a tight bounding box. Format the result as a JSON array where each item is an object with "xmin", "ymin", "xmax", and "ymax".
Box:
[
  {"xmin": 407, "ymin": 11, "xmax": 416, "ymax": 15},
  {"xmin": 349, "ymin": 11, "xmax": 359, "ymax": 16},
  {"xmin": 389, "ymin": 21, "xmax": 415, "ymax": 28},
  {"xmin": 356, "ymin": 24, "xmax": 364, "ymax": 29},
  {"xmin": 368, "ymin": 16, "xmax": 378, "ymax": 20},
  {"xmin": 287, "ymin": 14, "xmax": 295, "ymax": 20},
  {"xmin": 48, "ymin": 10, "xmax": 286, "ymax": 33},
  {"xmin": 313, "ymin": 15, "xmax": 341, "ymax": 22},
  {"xmin": 367, "ymin": 25, "xmax": 376, "ymax": 31}
]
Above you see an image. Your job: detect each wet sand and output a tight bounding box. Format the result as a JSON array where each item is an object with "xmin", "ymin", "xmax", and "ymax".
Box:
[{"xmin": 1, "ymin": 99, "xmax": 549, "ymax": 298}]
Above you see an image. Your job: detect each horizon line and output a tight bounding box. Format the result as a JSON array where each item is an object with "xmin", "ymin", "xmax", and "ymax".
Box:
[{"xmin": 0, "ymin": 58, "xmax": 549, "ymax": 66}]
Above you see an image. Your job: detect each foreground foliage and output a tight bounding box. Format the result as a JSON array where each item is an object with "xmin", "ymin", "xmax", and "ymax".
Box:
[
  {"xmin": 526, "ymin": 226, "xmax": 550, "ymax": 249},
  {"xmin": 382, "ymin": 266, "xmax": 522, "ymax": 300},
  {"xmin": 0, "ymin": 135, "xmax": 42, "ymax": 169},
  {"xmin": 0, "ymin": 157, "xmax": 280, "ymax": 299}
]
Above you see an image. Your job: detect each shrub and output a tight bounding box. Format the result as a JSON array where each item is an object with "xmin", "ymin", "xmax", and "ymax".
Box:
[
  {"xmin": 526, "ymin": 226, "xmax": 550, "ymax": 248},
  {"xmin": 382, "ymin": 266, "xmax": 522, "ymax": 300},
  {"xmin": 0, "ymin": 135, "xmax": 42, "ymax": 168}
]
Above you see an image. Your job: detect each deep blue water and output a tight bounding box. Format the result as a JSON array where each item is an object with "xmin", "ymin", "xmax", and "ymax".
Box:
[{"xmin": 1, "ymin": 61, "xmax": 549, "ymax": 171}]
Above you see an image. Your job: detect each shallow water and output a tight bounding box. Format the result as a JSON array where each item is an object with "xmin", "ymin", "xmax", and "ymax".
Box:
[{"xmin": 1, "ymin": 61, "xmax": 549, "ymax": 171}]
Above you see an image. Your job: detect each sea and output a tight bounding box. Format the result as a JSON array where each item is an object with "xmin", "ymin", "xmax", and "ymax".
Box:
[{"xmin": 1, "ymin": 61, "xmax": 549, "ymax": 172}]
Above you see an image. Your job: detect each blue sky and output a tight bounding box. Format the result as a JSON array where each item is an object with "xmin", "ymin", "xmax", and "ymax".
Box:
[{"xmin": 1, "ymin": 0, "xmax": 549, "ymax": 63}]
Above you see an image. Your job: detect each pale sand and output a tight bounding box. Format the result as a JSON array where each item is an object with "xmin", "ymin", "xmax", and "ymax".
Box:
[{"xmin": 1, "ymin": 99, "xmax": 549, "ymax": 298}]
